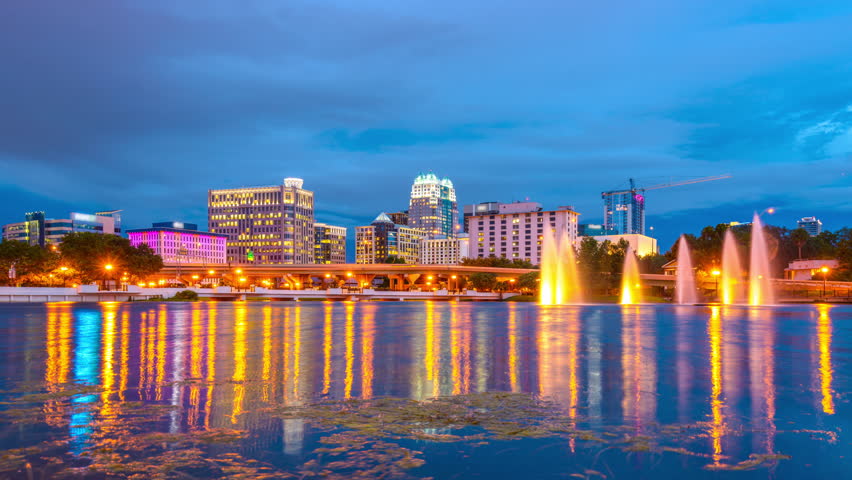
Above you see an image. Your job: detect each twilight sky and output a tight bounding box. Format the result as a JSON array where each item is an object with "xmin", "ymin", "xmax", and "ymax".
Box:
[{"xmin": 1, "ymin": 0, "xmax": 851, "ymax": 252}]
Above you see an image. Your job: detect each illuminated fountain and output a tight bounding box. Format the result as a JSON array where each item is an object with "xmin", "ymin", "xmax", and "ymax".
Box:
[
  {"xmin": 749, "ymin": 213, "xmax": 776, "ymax": 306},
  {"xmin": 620, "ymin": 246, "xmax": 642, "ymax": 305},
  {"xmin": 675, "ymin": 236, "xmax": 698, "ymax": 304},
  {"xmin": 539, "ymin": 229, "xmax": 583, "ymax": 305},
  {"xmin": 720, "ymin": 230, "xmax": 745, "ymax": 305}
]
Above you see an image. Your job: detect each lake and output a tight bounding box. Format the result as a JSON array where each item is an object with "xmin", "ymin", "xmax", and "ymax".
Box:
[{"xmin": 0, "ymin": 301, "xmax": 849, "ymax": 479}]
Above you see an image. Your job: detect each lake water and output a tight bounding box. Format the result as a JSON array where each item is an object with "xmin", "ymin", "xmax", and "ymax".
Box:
[{"xmin": 0, "ymin": 301, "xmax": 849, "ymax": 479}]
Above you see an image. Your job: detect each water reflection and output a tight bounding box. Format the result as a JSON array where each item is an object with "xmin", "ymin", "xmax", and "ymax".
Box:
[{"xmin": 2, "ymin": 302, "xmax": 848, "ymax": 475}]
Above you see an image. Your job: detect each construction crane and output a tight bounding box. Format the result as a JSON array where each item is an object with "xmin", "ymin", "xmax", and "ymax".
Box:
[{"xmin": 601, "ymin": 175, "xmax": 731, "ymax": 236}]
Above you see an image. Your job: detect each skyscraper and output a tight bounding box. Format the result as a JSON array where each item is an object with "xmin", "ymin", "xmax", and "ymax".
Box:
[
  {"xmin": 798, "ymin": 216, "xmax": 823, "ymax": 236},
  {"xmin": 408, "ymin": 173, "xmax": 458, "ymax": 239},
  {"xmin": 208, "ymin": 178, "xmax": 315, "ymax": 264},
  {"xmin": 603, "ymin": 191, "xmax": 644, "ymax": 235}
]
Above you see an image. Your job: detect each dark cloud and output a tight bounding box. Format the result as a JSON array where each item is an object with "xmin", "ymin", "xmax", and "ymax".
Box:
[{"xmin": 0, "ymin": 0, "xmax": 851, "ymax": 251}]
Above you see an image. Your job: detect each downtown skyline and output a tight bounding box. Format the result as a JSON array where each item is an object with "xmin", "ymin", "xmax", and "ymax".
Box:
[{"xmin": 1, "ymin": 0, "xmax": 851, "ymax": 250}]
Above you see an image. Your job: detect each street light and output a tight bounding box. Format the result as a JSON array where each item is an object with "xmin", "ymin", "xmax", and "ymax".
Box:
[
  {"xmin": 104, "ymin": 264, "xmax": 114, "ymax": 290},
  {"xmin": 208, "ymin": 269, "xmax": 215, "ymax": 275},
  {"xmin": 711, "ymin": 269, "xmax": 721, "ymax": 299},
  {"xmin": 820, "ymin": 266, "xmax": 830, "ymax": 297}
]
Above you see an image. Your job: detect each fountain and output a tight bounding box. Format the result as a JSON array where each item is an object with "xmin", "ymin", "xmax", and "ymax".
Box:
[
  {"xmin": 539, "ymin": 229, "xmax": 583, "ymax": 305},
  {"xmin": 749, "ymin": 213, "xmax": 776, "ymax": 306},
  {"xmin": 620, "ymin": 246, "xmax": 642, "ymax": 305},
  {"xmin": 675, "ymin": 236, "xmax": 698, "ymax": 304},
  {"xmin": 720, "ymin": 230, "xmax": 745, "ymax": 305}
]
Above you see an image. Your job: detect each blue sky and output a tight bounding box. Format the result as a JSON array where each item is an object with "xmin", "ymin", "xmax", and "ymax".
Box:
[{"xmin": 1, "ymin": 0, "xmax": 851, "ymax": 253}]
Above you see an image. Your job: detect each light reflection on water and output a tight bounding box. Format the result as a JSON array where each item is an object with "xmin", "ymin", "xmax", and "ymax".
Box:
[{"xmin": 1, "ymin": 301, "xmax": 850, "ymax": 478}]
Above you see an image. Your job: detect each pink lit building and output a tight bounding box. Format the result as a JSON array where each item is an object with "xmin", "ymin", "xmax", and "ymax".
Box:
[{"xmin": 127, "ymin": 222, "xmax": 227, "ymax": 265}]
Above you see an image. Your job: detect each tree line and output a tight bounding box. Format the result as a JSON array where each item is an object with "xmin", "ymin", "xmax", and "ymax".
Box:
[{"xmin": 0, "ymin": 232, "xmax": 163, "ymax": 287}]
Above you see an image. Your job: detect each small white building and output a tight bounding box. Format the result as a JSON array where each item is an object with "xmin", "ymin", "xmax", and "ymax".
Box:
[
  {"xmin": 784, "ymin": 259, "xmax": 839, "ymax": 280},
  {"xmin": 419, "ymin": 236, "xmax": 469, "ymax": 265},
  {"xmin": 591, "ymin": 233, "xmax": 658, "ymax": 257}
]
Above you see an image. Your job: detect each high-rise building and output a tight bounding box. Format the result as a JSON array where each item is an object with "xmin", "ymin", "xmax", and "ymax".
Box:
[
  {"xmin": 798, "ymin": 216, "xmax": 823, "ymax": 236},
  {"xmin": 603, "ymin": 191, "xmax": 644, "ymax": 235},
  {"xmin": 1, "ymin": 210, "xmax": 121, "ymax": 247},
  {"xmin": 467, "ymin": 202, "xmax": 579, "ymax": 265},
  {"xmin": 128, "ymin": 222, "xmax": 227, "ymax": 265},
  {"xmin": 314, "ymin": 223, "xmax": 347, "ymax": 264},
  {"xmin": 208, "ymin": 178, "xmax": 315, "ymax": 264},
  {"xmin": 463, "ymin": 201, "xmax": 501, "ymax": 233},
  {"xmin": 408, "ymin": 173, "xmax": 458, "ymax": 239},
  {"xmin": 355, "ymin": 212, "xmax": 425, "ymax": 264},
  {"xmin": 419, "ymin": 236, "xmax": 470, "ymax": 265},
  {"xmin": 387, "ymin": 211, "xmax": 409, "ymax": 226}
]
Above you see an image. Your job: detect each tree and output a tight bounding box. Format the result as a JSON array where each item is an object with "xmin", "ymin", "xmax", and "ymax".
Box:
[
  {"xmin": 59, "ymin": 232, "xmax": 163, "ymax": 284},
  {"xmin": 0, "ymin": 240, "xmax": 56, "ymax": 286},
  {"xmin": 460, "ymin": 257, "xmax": 535, "ymax": 269},
  {"xmin": 383, "ymin": 255, "xmax": 407, "ymax": 264},
  {"xmin": 468, "ymin": 272, "xmax": 497, "ymax": 291},
  {"xmin": 516, "ymin": 271, "xmax": 540, "ymax": 292},
  {"xmin": 790, "ymin": 228, "xmax": 810, "ymax": 260}
]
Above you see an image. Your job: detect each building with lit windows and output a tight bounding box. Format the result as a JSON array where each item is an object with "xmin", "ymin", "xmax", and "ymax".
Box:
[
  {"xmin": 467, "ymin": 202, "xmax": 579, "ymax": 265},
  {"xmin": 1, "ymin": 210, "xmax": 122, "ymax": 247},
  {"xmin": 408, "ymin": 173, "xmax": 458, "ymax": 239},
  {"xmin": 603, "ymin": 191, "xmax": 644, "ymax": 235},
  {"xmin": 356, "ymin": 212, "xmax": 425, "ymax": 264},
  {"xmin": 463, "ymin": 201, "xmax": 501, "ymax": 233},
  {"xmin": 127, "ymin": 222, "xmax": 227, "ymax": 265},
  {"xmin": 208, "ymin": 178, "xmax": 315, "ymax": 264},
  {"xmin": 387, "ymin": 211, "xmax": 409, "ymax": 226},
  {"xmin": 314, "ymin": 223, "xmax": 347, "ymax": 264},
  {"xmin": 798, "ymin": 216, "xmax": 823, "ymax": 236},
  {"xmin": 419, "ymin": 235, "xmax": 469, "ymax": 265}
]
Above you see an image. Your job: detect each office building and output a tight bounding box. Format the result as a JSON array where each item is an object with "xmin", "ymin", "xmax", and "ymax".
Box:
[
  {"xmin": 356, "ymin": 212, "xmax": 425, "ymax": 264},
  {"xmin": 408, "ymin": 173, "xmax": 458, "ymax": 239},
  {"xmin": 387, "ymin": 211, "xmax": 409, "ymax": 226},
  {"xmin": 591, "ymin": 233, "xmax": 658, "ymax": 257},
  {"xmin": 208, "ymin": 178, "xmax": 315, "ymax": 264},
  {"xmin": 798, "ymin": 216, "xmax": 823, "ymax": 236},
  {"xmin": 463, "ymin": 201, "xmax": 501, "ymax": 233},
  {"xmin": 419, "ymin": 235, "xmax": 469, "ymax": 265},
  {"xmin": 603, "ymin": 191, "xmax": 644, "ymax": 235},
  {"xmin": 128, "ymin": 222, "xmax": 227, "ymax": 265},
  {"xmin": 467, "ymin": 202, "xmax": 579, "ymax": 265},
  {"xmin": 314, "ymin": 223, "xmax": 347, "ymax": 264},
  {"xmin": 1, "ymin": 210, "xmax": 121, "ymax": 247}
]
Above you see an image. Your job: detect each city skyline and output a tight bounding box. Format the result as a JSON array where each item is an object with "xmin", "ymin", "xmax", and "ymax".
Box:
[{"xmin": 1, "ymin": 1, "xmax": 851, "ymax": 251}]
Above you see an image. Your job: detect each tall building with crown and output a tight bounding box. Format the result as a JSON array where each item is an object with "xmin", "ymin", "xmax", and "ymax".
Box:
[
  {"xmin": 208, "ymin": 178, "xmax": 315, "ymax": 264},
  {"xmin": 408, "ymin": 173, "xmax": 458, "ymax": 239}
]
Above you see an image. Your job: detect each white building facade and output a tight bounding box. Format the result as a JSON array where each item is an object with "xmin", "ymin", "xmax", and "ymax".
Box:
[
  {"xmin": 419, "ymin": 236, "xmax": 469, "ymax": 265},
  {"xmin": 467, "ymin": 203, "xmax": 579, "ymax": 265}
]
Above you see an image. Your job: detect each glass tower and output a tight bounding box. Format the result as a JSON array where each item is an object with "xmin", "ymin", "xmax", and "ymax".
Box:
[{"xmin": 603, "ymin": 191, "xmax": 645, "ymax": 235}]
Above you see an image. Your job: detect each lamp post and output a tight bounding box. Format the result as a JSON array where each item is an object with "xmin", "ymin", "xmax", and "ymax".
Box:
[
  {"xmin": 509, "ymin": 278, "xmax": 516, "ymax": 292},
  {"xmin": 711, "ymin": 269, "xmax": 721, "ymax": 300},
  {"xmin": 820, "ymin": 266, "xmax": 829, "ymax": 298},
  {"xmin": 104, "ymin": 264, "xmax": 114, "ymax": 290}
]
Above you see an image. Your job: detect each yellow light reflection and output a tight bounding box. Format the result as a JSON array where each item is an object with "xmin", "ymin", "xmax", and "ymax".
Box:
[
  {"xmin": 119, "ymin": 310, "xmax": 129, "ymax": 402},
  {"xmin": 100, "ymin": 303, "xmax": 119, "ymax": 421},
  {"xmin": 708, "ymin": 306, "xmax": 725, "ymax": 465},
  {"xmin": 262, "ymin": 304, "xmax": 272, "ymax": 402},
  {"xmin": 205, "ymin": 306, "xmax": 217, "ymax": 428},
  {"xmin": 451, "ymin": 304, "xmax": 462, "ymax": 395},
  {"xmin": 188, "ymin": 304, "xmax": 203, "ymax": 427},
  {"xmin": 344, "ymin": 303, "xmax": 355, "ymax": 399},
  {"xmin": 817, "ymin": 305, "xmax": 834, "ymax": 415},
  {"xmin": 155, "ymin": 305, "xmax": 167, "ymax": 401},
  {"xmin": 507, "ymin": 303, "xmax": 520, "ymax": 392},
  {"xmin": 425, "ymin": 301, "xmax": 440, "ymax": 398},
  {"xmin": 361, "ymin": 304, "xmax": 376, "ymax": 399},
  {"xmin": 231, "ymin": 303, "xmax": 247, "ymax": 424},
  {"xmin": 322, "ymin": 303, "xmax": 333, "ymax": 396}
]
